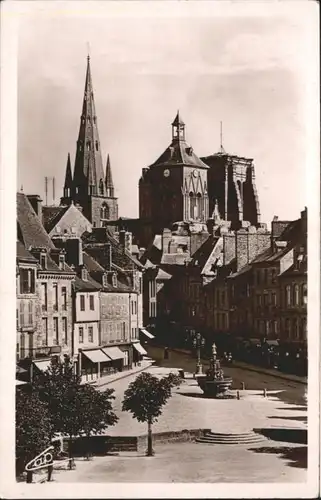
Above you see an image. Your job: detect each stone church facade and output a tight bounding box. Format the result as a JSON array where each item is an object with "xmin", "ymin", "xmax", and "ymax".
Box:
[{"xmin": 138, "ymin": 113, "xmax": 261, "ymax": 249}]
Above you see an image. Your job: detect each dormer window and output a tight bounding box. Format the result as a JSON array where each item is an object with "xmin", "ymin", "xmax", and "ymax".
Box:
[
  {"xmin": 186, "ymin": 146, "xmax": 193, "ymax": 156},
  {"xmin": 81, "ymin": 268, "xmax": 88, "ymax": 281},
  {"xmin": 102, "ymin": 274, "xmax": 108, "ymax": 288},
  {"xmin": 112, "ymin": 273, "xmax": 117, "ymax": 288},
  {"xmin": 93, "ymin": 116, "xmax": 96, "ymax": 124},
  {"xmin": 40, "ymin": 253, "xmax": 47, "ymax": 270},
  {"xmin": 59, "ymin": 254, "xmax": 65, "ymax": 270}
]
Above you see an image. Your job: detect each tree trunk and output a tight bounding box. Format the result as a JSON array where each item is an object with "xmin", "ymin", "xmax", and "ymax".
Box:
[
  {"xmin": 26, "ymin": 471, "xmax": 33, "ymax": 483},
  {"xmin": 68, "ymin": 435, "xmax": 73, "ymax": 470},
  {"xmin": 146, "ymin": 419, "xmax": 154, "ymax": 457}
]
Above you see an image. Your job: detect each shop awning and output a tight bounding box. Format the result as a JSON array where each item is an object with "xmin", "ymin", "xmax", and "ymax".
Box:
[
  {"xmin": 16, "ymin": 365, "xmax": 27, "ymax": 375},
  {"xmin": 265, "ymin": 340, "xmax": 279, "ymax": 346},
  {"xmin": 133, "ymin": 343, "xmax": 147, "ymax": 355},
  {"xmin": 16, "ymin": 379, "xmax": 28, "ymax": 386},
  {"xmin": 83, "ymin": 349, "xmax": 110, "ymax": 363},
  {"xmin": 102, "ymin": 346, "xmax": 126, "ymax": 361},
  {"xmin": 140, "ymin": 328, "xmax": 155, "ymax": 339},
  {"xmin": 33, "ymin": 359, "xmax": 52, "ymax": 372}
]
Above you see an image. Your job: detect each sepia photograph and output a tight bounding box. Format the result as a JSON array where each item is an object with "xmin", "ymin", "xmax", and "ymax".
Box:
[{"xmin": 0, "ymin": 0, "xmax": 319, "ymax": 498}]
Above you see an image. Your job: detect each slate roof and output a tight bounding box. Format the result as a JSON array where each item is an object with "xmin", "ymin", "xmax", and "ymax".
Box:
[
  {"xmin": 189, "ymin": 234, "xmax": 218, "ymax": 268},
  {"xmin": 83, "ymin": 229, "xmax": 144, "ymax": 270},
  {"xmin": 228, "ymin": 262, "xmax": 253, "ymax": 279},
  {"xmin": 278, "ymin": 218, "xmax": 306, "ymax": 245},
  {"xmin": 73, "ymin": 275, "xmax": 101, "ymax": 292},
  {"xmin": 82, "ymin": 251, "xmax": 133, "ymax": 292},
  {"xmin": 150, "ymin": 138, "xmax": 208, "ymax": 169},
  {"xmin": 16, "ymin": 241, "xmax": 37, "ymax": 263},
  {"xmin": 42, "ymin": 206, "xmax": 68, "ymax": 233},
  {"xmin": 17, "ymin": 192, "xmax": 55, "ymax": 250}
]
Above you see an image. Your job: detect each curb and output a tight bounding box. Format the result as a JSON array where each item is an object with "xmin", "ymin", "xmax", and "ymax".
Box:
[
  {"xmin": 94, "ymin": 362, "xmax": 153, "ymax": 388},
  {"xmin": 168, "ymin": 348, "xmax": 307, "ymax": 385}
]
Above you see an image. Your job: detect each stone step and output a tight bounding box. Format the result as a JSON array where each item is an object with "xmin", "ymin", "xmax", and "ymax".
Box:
[
  {"xmin": 206, "ymin": 431, "xmax": 260, "ymax": 438},
  {"xmin": 195, "ymin": 431, "xmax": 265, "ymax": 445},
  {"xmin": 195, "ymin": 437, "xmax": 264, "ymax": 445}
]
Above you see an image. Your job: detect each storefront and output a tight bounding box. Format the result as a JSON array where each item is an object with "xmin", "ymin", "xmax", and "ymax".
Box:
[
  {"xmin": 132, "ymin": 341, "xmax": 147, "ymax": 365},
  {"xmin": 80, "ymin": 348, "xmax": 112, "ymax": 383}
]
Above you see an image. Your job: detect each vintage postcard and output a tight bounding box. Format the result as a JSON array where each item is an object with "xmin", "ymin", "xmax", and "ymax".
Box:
[{"xmin": 0, "ymin": 0, "xmax": 319, "ymax": 498}]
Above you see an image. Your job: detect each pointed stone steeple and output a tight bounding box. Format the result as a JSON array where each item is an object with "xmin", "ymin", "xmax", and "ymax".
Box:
[
  {"xmin": 62, "ymin": 55, "xmax": 118, "ymax": 227},
  {"xmin": 72, "ymin": 55, "xmax": 106, "ymax": 202},
  {"xmin": 105, "ymin": 154, "xmax": 114, "ymax": 197},
  {"xmin": 60, "ymin": 153, "xmax": 73, "ymax": 205}
]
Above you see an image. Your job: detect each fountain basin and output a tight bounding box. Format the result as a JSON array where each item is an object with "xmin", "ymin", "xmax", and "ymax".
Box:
[{"xmin": 197, "ymin": 376, "xmax": 233, "ymax": 398}]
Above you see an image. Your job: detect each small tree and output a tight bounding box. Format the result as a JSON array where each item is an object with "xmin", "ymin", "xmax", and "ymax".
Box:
[
  {"xmin": 78, "ymin": 385, "xmax": 118, "ymax": 459},
  {"xmin": 34, "ymin": 357, "xmax": 118, "ymax": 466},
  {"xmin": 122, "ymin": 372, "xmax": 181, "ymax": 456},
  {"xmin": 16, "ymin": 389, "xmax": 53, "ymax": 477}
]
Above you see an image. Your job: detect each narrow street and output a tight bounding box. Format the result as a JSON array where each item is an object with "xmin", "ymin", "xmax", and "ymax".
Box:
[{"xmin": 145, "ymin": 345, "xmax": 306, "ymax": 406}]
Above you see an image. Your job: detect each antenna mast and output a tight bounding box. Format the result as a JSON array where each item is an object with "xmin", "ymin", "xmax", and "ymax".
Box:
[
  {"xmin": 52, "ymin": 177, "xmax": 55, "ymax": 205},
  {"xmin": 220, "ymin": 121, "xmax": 225, "ymax": 154},
  {"xmin": 45, "ymin": 177, "xmax": 48, "ymax": 206}
]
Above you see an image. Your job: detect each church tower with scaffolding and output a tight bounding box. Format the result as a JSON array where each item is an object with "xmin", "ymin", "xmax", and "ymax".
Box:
[{"xmin": 60, "ymin": 56, "xmax": 118, "ymax": 227}]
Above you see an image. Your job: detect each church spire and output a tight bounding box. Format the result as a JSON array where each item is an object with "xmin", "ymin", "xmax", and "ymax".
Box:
[
  {"xmin": 60, "ymin": 153, "xmax": 73, "ymax": 205},
  {"xmin": 72, "ymin": 55, "xmax": 106, "ymax": 202},
  {"xmin": 105, "ymin": 154, "xmax": 114, "ymax": 197}
]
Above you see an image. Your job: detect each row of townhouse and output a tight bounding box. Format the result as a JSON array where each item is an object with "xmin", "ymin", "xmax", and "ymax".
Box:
[
  {"xmin": 16, "ymin": 193, "xmax": 151, "ymax": 384},
  {"xmin": 141, "ymin": 208, "xmax": 307, "ymax": 353}
]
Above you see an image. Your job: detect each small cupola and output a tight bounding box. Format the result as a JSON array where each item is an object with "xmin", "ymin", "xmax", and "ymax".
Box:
[{"xmin": 171, "ymin": 110, "xmax": 185, "ymax": 141}]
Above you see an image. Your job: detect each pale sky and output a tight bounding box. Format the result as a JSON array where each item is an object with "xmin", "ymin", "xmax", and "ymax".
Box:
[{"xmin": 17, "ymin": 1, "xmax": 316, "ymax": 223}]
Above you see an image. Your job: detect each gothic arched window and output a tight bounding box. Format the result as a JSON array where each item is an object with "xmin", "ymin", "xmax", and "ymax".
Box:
[
  {"xmin": 99, "ymin": 179, "xmax": 104, "ymax": 195},
  {"xmin": 189, "ymin": 192, "xmax": 196, "ymax": 219},
  {"xmin": 96, "ymin": 141, "xmax": 99, "ymax": 151},
  {"xmin": 100, "ymin": 203, "xmax": 109, "ymax": 220}
]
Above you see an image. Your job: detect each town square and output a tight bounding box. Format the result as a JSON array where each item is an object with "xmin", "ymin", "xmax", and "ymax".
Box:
[{"xmin": 2, "ymin": 0, "xmax": 318, "ymax": 496}]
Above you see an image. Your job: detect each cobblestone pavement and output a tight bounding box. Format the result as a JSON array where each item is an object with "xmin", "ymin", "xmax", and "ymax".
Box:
[
  {"xmin": 146, "ymin": 346, "xmax": 307, "ymax": 406},
  {"xmin": 97, "ymin": 364, "xmax": 307, "ymax": 437},
  {"xmin": 53, "ymin": 440, "xmax": 307, "ymax": 483},
  {"xmin": 55, "ymin": 352, "xmax": 308, "ymax": 483}
]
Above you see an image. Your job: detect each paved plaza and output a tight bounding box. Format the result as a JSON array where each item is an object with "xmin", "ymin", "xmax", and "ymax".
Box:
[
  {"xmin": 49, "ymin": 359, "xmax": 308, "ymax": 484},
  {"xmin": 53, "ymin": 440, "xmax": 306, "ymax": 483},
  {"xmin": 97, "ymin": 365, "xmax": 307, "ymax": 437}
]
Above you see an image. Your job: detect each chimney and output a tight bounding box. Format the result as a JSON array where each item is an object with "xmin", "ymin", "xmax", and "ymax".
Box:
[
  {"xmin": 27, "ymin": 195, "xmax": 43, "ymax": 221},
  {"xmin": 236, "ymin": 228, "xmax": 271, "ymax": 271},
  {"xmin": 162, "ymin": 228, "xmax": 172, "ymax": 254},
  {"xmin": 104, "ymin": 243, "xmax": 112, "ymax": 271},
  {"xmin": 54, "ymin": 237, "xmax": 83, "ymax": 267},
  {"xmin": 223, "ymin": 233, "xmax": 236, "ymax": 265},
  {"xmin": 119, "ymin": 230, "xmax": 132, "ymax": 254},
  {"xmin": 236, "ymin": 229, "xmax": 249, "ymax": 271},
  {"xmin": 190, "ymin": 230, "xmax": 209, "ymax": 256}
]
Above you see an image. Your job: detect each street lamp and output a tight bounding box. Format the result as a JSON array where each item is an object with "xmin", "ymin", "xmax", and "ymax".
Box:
[{"xmin": 192, "ymin": 332, "xmax": 205, "ymax": 375}]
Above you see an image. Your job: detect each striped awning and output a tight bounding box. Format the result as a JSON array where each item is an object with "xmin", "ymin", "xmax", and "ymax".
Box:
[
  {"xmin": 133, "ymin": 343, "xmax": 147, "ymax": 355},
  {"xmin": 140, "ymin": 328, "xmax": 154, "ymax": 339},
  {"xmin": 82, "ymin": 349, "xmax": 110, "ymax": 363},
  {"xmin": 102, "ymin": 346, "xmax": 126, "ymax": 361}
]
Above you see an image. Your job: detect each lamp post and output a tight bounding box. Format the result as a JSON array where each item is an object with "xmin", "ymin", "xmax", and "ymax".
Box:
[{"xmin": 192, "ymin": 332, "xmax": 205, "ymax": 375}]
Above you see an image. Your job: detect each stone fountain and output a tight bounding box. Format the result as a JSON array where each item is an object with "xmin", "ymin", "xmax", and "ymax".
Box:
[{"xmin": 196, "ymin": 343, "xmax": 233, "ymax": 398}]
